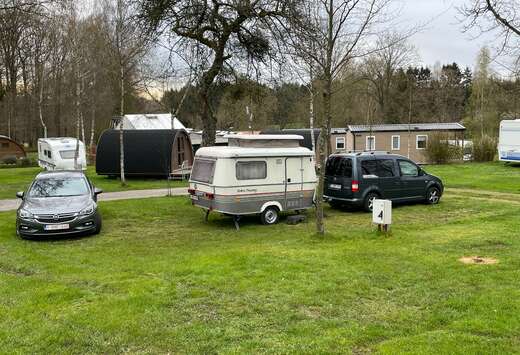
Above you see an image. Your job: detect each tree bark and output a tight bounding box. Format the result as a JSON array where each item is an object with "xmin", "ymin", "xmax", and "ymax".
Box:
[{"xmin": 119, "ymin": 63, "xmax": 126, "ymax": 185}]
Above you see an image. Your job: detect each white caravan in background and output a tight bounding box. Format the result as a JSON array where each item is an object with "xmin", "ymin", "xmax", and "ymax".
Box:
[
  {"xmin": 498, "ymin": 119, "xmax": 520, "ymax": 162},
  {"xmin": 188, "ymin": 135, "xmax": 317, "ymax": 228},
  {"xmin": 38, "ymin": 138, "xmax": 87, "ymax": 171}
]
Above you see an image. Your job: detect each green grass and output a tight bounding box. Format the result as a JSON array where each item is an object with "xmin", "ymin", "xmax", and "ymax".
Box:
[
  {"xmin": 425, "ymin": 161, "xmax": 520, "ymax": 194},
  {"xmin": 2, "ymin": 192, "xmax": 520, "ymax": 353},
  {"xmin": 0, "ymin": 166, "xmax": 187, "ymax": 199}
]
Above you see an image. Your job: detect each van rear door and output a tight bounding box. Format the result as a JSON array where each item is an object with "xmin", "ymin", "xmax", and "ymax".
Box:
[{"xmin": 324, "ymin": 156, "xmax": 354, "ymax": 199}]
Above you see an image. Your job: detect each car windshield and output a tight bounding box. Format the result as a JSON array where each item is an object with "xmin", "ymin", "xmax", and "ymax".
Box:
[{"xmin": 28, "ymin": 177, "xmax": 90, "ymax": 197}]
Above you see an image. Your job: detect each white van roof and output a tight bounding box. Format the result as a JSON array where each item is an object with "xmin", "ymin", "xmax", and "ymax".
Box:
[
  {"xmin": 196, "ymin": 146, "xmax": 314, "ymax": 158},
  {"xmin": 226, "ymin": 134, "xmax": 305, "ymax": 148}
]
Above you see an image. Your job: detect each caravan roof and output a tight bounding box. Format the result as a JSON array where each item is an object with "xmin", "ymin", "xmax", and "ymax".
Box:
[
  {"xmin": 38, "ymin": 137, "xmax": 82, "ymax": 147},
  {"xmin": 195, "ymin": 146, "xmax": 314, "ymax": 159}
]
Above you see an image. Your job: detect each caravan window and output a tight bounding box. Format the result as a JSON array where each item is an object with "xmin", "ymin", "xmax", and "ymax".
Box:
[
  {"xmin": 191, "ymin": 159, "xmax": 216, "ymax": 184},
  {"xmin": 60, "ymin": 150, "xmax": 76, "ymax": 159},
  {"xmin": 236, "ymin": 161, "xmax": 267, "ymax": 180}
]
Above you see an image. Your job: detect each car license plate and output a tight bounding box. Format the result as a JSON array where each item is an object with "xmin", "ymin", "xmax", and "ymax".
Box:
[
  {"xmin": 329, "ymin": 184, "xmax": 342, "ymax": 190},
  {"xmin": 44, "ymin": 224, "xmax": 69, "ymax": 231},
  {"xmin": 191, "ymin": 195, "xmax": 199, "ymax": 201}
]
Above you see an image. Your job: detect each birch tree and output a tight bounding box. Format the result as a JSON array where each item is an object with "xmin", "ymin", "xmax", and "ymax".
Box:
[
  {"xmin": 289, "ymin": 0, "xmax": 397, "ymax": 235},
  {"xmin": 105, "ymin": 0, "xmax": 149, "ymax": 185}
]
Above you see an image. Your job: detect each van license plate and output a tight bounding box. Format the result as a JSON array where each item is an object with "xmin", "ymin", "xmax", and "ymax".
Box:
[
  {"xmin": 44, "ymin": 224, "xmax": 69, "ymax": 231},
  {"xmin": 191, "ymin": 195, "xmax": 199, "ymax": 201},
  {"xmin": 329, "ymin": 184, "xmax": 342, "ymax": 190}
]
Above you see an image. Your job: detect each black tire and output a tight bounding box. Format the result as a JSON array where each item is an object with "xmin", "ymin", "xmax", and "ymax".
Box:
[
  {"xmin": 94, "ymin": 214, "xmax": 102, "ymax": 235},
  {"xmin": 363, "ymin": 192, "xmax": 379, "ymax": 212},
  {"xmin": 261, "ymin": 206, "xmax": 279, "ymax": 225},
  {"xmin": 329, "ymin": 200, "xmax": 343, "ymax": 209},
  {"xmin": 426, "ymin": 186, "xmax": 441, "ymax": 205}
]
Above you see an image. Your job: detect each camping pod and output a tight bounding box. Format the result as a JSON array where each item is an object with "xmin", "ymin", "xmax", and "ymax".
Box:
[
  {"xmin": 0, "ymin": 135, "xmax": 26, "ymax": 161},
  {"xmin": 96, "ymin": 129, "xmax": 193, "ymax": 177}
]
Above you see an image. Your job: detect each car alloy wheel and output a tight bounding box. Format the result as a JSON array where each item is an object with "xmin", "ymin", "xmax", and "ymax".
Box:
[
  {"xmin": 427, "ymin": 187, "xmax": 440, "ymax": 204},
  {"xmin": 364, "ymin": 193, "xmax": 379, "ymax": 212}
]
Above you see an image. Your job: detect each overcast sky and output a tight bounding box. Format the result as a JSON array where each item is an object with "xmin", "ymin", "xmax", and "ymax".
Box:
[{"xmin": 399, "ymin": 0, "xmax": 494, "ymax": 71}]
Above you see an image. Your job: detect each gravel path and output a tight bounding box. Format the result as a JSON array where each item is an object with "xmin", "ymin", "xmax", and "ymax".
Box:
[{"xmin": 0, "ymin": 187, "xmax": 188, "ymax": 212}]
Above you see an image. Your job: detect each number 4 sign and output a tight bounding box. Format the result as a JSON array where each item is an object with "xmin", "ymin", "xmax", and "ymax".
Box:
[{"xmin": 373, "ymin": 199, "xmax": 392, "ymax": 232}]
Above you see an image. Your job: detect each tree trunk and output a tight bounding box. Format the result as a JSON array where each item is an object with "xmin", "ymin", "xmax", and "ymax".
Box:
[
  {"xmin": 38, "ymin": 65, "xmax": 47, "ymax": 138},
  {"xmin": 199, "ymin": 49, "xmax": 226, "ymax": 147},
  {"xmin": 74, "ymin": 78, "xmax": 81, "ymax": 169},
  {"xmin": 119, "ymin": 64, "xmax": 126, "ymax": 185}
]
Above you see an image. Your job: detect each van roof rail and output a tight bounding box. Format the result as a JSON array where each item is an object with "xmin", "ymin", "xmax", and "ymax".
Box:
[{"xmin": 355, "ymin": 151, "xmax": 390, "ymax": 156}]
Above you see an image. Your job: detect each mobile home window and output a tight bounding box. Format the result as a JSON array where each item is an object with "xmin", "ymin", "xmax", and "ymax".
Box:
[
  {"xmin": 366, "ymin": 136, "xmax": 376, "ymax": 151},
  {"xmin": 191, "ymin": 159, "xmax": 216, "ymax": 184},
  {"xmin": 59, "ymin": 150, "xmax": 76, "ymax": 159},
  {"xmin": 236, "ymin": 161, "xmax": 267, "ymax": 180},
  {"xmin": 391, "ymin": 135, "xmax": 400, "ymax": 150},
  {"xmin": 416, "ymin": 135, "xmax": 428, "ymax": 149},
  {"xmin": 335, "ymin": 137, "xmax": 345, "ymax": 150}
]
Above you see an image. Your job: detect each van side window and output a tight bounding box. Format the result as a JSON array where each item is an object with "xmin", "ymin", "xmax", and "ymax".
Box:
[
  {"xmin": 361, "ymin": 160, "xmax": 378, "ymax": 178},
  {"xmin": 377, "ymin": 159, "xmax": 395, "ymax": 177},
  {"xmin": 398, "ymin": 160, "xmax": 419, "ymax": 176},
  {"xmin": 236, "ymin": 161, "xmax": 267, "ymax": 180}
]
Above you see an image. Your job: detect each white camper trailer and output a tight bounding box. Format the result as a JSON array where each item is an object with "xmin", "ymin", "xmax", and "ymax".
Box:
[
  {"xmin": 188, "ymin": 135, "xmax": 317, "ymax": 228},
  {"xmin": 38, "ymin": 138, "xmax": 87, "ymax": 170},
  {"xmin": 498, "ymin": 119, "xmax": 520, "ymax": 162}
]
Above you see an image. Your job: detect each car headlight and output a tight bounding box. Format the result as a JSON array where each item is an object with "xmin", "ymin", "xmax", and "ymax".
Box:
[
  {"xmin": 79, "ymin": 204, "xmax": 96, "ymax": 216},
  {"xmin": 18, "ymin": 209, "xmax": 34, "ymax": 219}
]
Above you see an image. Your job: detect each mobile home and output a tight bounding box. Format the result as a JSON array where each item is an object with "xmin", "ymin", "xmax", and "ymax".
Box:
[
  {"xmin": 498, "ymin": 119, "xmax": 520, "ymax": 162},
  {"xmin": 188, "ymin": 135, "xmax": 317, "ymax": 228},
  {"xmin": 38, "ymin": 138, "xmax": 87, "ymax": 170}
]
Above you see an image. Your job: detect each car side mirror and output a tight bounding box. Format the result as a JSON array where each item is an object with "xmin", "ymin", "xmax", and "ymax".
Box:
[
  {"xmin": 16, "ymin": 191, "xmax": 24, "ymax": 199},
  {"xmin": 418, "ymin": 169, "xmax": 425, "ymax": 176},
  {"xmin": 94, "ymin": 188, "xmax": 103, "ymax": 195}
]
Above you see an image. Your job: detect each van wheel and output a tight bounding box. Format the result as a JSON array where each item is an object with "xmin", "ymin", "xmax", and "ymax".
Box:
[
  {"xmin": 261, "ymin": 207, "xmax": 279, "ymax": 225},
  {"xmin": 363, "ymin": 192, "xmax": 379, "ymax": 212},
  {"xmin": 426, "ymin": 187, "xmax": 441, "ymax": 205},
  {"xmin": 329, "ymin": 200, "xmax": 343, "ymax": 209}
]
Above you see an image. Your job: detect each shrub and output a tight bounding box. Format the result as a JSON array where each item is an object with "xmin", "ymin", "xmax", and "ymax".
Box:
[
  {"xmin": 2, "ymin": 155, "xmax": 17, "ymax": 165},
  {"xmin": 472, "ymin": 135, "xmax": 497, "ymax": 162},
  {"xmin": 425, "ymin": 133, "xmax": 462, "ymax": 164}
]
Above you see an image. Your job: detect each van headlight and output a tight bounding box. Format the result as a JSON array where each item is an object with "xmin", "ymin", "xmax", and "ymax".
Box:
[
  {"xmin": 18, "ymin": 209, "xmax": 34, "ymax": 219},
  {"xmin": 79, "ymin": 204, "xmax": 96, "ymax": 216}
]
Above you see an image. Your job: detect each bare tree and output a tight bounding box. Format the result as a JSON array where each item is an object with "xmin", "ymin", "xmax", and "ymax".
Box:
[
  {"xmin": 288, "ymin": 0, "xmax": 397, "ymax": 235},
  {"xmin": 461, "ymin": 0, "xmax": 520, "ymax": 73},
  {"xmin": 138, "ymin": 0, "xmax": 299, "ymax": 147},
  {"xmin": 105, "ymin": 0, "xmax": 150, "ymax": 185},
  {"xmin": 363, "ymin": 32, "xmax": 416, "ymax": 120}
]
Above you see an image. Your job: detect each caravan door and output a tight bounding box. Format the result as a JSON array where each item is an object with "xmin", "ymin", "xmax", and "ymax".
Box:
[{"xmin": 285, "ymin": 157, "xmax": 304, "ymax": 210}]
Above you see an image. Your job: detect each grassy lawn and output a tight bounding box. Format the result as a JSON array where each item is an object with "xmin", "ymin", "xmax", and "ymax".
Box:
[
  {"xmin": 0, "ymin": 166, "xmax": 187, "ymax": 199},
  {"xmin": 2, "ymin": 191, "xmax": 520, "ymax": 353},
  {"xmin": 425, "ymin": 161, "xmax": 520, "ymax": 194}
]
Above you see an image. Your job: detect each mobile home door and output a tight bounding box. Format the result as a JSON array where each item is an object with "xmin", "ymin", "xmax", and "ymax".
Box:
[{"xmin": 285, "ymin": 157, "xmax": 304, "ymax": 209}]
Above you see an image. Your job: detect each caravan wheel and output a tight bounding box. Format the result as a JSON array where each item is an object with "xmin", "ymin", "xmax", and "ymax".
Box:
[{"xmin": 261, "ymin": 207, "xmax": 279, "ymax": 225}]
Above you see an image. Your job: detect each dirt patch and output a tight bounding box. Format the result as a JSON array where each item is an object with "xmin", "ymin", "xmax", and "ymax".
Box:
[{"xmin": 459, "ymin": 256, "xmax": 498, "ymax": 265}]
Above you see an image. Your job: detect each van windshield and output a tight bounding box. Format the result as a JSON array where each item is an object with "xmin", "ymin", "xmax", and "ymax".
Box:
[
  {"xmin": 326, "ymin": 157, "xmax": 352, "ymax": 178},
  {"xmin": 191, "ymin": 159, "xmax": 216, "ymax": 184}
]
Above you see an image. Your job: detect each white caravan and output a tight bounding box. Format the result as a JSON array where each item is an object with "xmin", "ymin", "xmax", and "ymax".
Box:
[
  {"xmin": 38, "ymin": 138, "xmax": 87, "ymax": 171},
  {"xmin": 188, "ymin": 135, "xmax": 317, "ymax": 228},
  {"xmin": 498, "ymin": 119, "xmax": 520, "ymax": 162}
]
